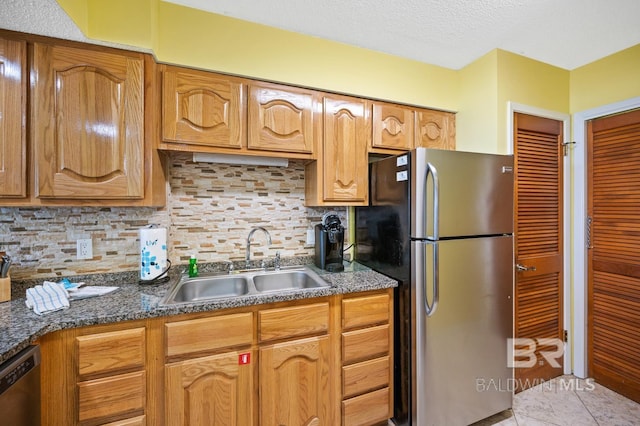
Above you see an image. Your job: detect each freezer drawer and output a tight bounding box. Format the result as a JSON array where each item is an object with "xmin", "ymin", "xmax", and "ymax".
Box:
[{"xmin": 412, "ymin": 236, "xmax": 513, "ymax": 426}]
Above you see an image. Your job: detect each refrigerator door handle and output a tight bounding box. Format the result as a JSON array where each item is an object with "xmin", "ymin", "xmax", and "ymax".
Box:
[
  {"xmin": 424, "ymin": 162, "xmax": 440, "ymax": 239},
  {"xmin": 424, "ymin": 242, "xmax": 440, "ymax": 317}
]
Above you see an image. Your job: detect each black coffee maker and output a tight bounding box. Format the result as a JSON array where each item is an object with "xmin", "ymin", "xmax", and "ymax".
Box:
[{"xmin": 315, "ymin": 213, "xmax": 345, "ymax": 272}]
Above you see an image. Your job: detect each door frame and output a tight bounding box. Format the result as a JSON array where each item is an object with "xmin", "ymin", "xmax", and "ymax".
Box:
[
  {"xmin": 572, "ymin": 96, "xmax": 640, "ymax": 378},
  {"xmin": 507, "ymin": 101, "xmax": 571, "ymax": 375}
]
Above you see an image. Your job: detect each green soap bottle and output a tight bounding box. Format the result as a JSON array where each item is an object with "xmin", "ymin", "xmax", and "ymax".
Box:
[{"xmin": 188, "ymin": 255, "xmax": 198, "ymax": 277}]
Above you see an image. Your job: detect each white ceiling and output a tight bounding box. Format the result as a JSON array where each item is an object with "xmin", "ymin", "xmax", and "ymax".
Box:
[{"xmin": 1, "ymin": 0, "xmax": 639, "ymax": 70}]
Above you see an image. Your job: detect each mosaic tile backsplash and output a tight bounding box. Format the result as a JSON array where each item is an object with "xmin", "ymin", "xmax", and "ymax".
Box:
[{"xmin": 0, "ymin": 153, "xmax": 347, "ymax": 280}]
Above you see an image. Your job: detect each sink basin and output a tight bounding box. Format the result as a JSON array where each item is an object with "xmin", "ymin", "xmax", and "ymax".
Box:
[
  {"xmin": 253, "ymin": 270, "xmax": 328, "ymax": 292},
  {"xmin": 166, "ymin": 275, "xmax": 251, "ymax": 303},
  {"xmin": 161, "ymin": 266, "xmax": 330, "ymax": 305}
]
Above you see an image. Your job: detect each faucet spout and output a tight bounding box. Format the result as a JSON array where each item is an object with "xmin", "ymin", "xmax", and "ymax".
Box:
[{"xmin": 246, "ymin": 226, "xmax": 272, "ymax": 268}]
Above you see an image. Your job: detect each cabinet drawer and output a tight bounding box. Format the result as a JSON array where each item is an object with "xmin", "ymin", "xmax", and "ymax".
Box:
[
  {"xmin": 259, "ymin": 302, "xmax": 329, "ymax": 342},
  {"xmin": 342, "ymin": 293, "xmax": 390, "ymax": 330},
  {"xmin": 343, "ymin": 356, "xmax": 390, "ymax": 399},
  {"xmin": 342, "ymin": 324, "xmax": 389, "ymax": 364},
  {"xmin": 77, "ymin": 328, "xmax": 145, "ymax": 378},
  {"xmin": 102, "ymin": 415, "xmax": 146, "ymax": 426},
  {"xmin": 78, "ymin": 371, "xmax": 146, "ymax": 424},
  {"xmin": 166, "ymin": 312, "xmax": 253, "ymax": 357},
  {"xmin": 342, "ymin": 387, "xmax": 390, "ymax": 426}
]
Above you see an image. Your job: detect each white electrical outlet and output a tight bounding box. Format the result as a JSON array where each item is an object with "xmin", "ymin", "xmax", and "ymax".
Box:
[{"xmin": 77, "ymin": 238, "xmax": 93, "ymax": 260}]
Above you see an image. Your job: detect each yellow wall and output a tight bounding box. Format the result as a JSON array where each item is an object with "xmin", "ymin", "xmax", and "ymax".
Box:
[
  {"xmin": 58, "ymin": 0, "xmax": 458, "ymax": 111},
  {"xmin": 570, "ymin": 43, "xmax": 640, "ymax": 113},
  {"xmin": 456, "ymin": 50, "xmax": 570, "ymax": 154},
  {"xmin": 456, "ymin": 50, "xmax": 499, "ymax": 153},
  {"xmin": 496, "ymin": 50, "xmax": 570, "ymax": 152}
]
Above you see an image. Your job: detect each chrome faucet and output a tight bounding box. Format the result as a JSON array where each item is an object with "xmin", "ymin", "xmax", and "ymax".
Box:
[{"xmin": 246, "ymin": 226, "xmax": 272, "ymax": 269}]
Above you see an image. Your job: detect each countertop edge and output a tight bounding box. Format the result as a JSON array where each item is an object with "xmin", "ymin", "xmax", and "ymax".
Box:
[{"xmin": 0, "ymin": 262, "xmax": 397, "ymax": 364}]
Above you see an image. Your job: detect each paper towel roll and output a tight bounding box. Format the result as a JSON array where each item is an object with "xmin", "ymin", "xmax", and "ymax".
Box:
[{"xmin": 139, "ymin": 226, "xmax": 168, "ymax": 280}]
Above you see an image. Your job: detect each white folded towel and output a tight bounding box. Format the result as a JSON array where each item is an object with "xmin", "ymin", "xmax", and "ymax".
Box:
[
  {"xmin": 25, "ymin": 281, "xmax": 70, "ymax": 315},
  {"xmin": 68, "ymin": 286, "xmax": 118, "ymax": 300}
]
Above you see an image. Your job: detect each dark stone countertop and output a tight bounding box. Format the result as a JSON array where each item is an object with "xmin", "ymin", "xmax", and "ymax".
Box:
[{"xmin": 0, "ymin": 260, "xmax": 396, "ymax": 365}]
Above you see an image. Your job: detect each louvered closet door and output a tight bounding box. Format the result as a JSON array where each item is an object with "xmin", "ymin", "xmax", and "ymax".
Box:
[
  {"xmin": 514, "ymin": 113, "xmax": 564, "ymax": 391},
  {"xmin": 588, "ymin": 108, "xmax": 640, "ymax": 403}
]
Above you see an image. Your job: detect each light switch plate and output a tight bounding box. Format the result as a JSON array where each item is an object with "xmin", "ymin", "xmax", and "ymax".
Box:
[{"xmin": 306, "ymin": 229, "xmax": 315, "ymax": 245}]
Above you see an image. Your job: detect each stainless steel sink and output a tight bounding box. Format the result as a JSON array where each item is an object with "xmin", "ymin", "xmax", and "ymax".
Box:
[
  {"xmin": 253, "ymin": 270, "xmax": 328, "ymax": 292},
  {"xmin": 161, "ymin": 266, "xmax": 330, "ymax": 305},
  {"xmin": 168, "ymin": 275, "xmax": 251, "ymax": 303}
]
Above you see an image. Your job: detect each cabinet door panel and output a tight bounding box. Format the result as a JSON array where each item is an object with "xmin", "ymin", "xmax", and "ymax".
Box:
[
  {"xmin": 162, "ymin": 66, "xmax": 244, "ymax": 149},
  {"xmin": 32, "ymin": 43, "xmax": 144, "ymax": 199},
  {"xmin": 248, "ymin": 82, "xmax": 316, "ymax": 154},
  {"xmin": 260, "ymin": 336, "xmax": 331, "ymax": 426},
  {"xmin": 372, "ymin": 102, "xmax": 413, "ymax": 151},
  {"xmin": 0, "ymin": 37, "xmax": 26, "ymax": 197},
  {"xmin": 166, "ymin": 350, "xmax": 254, "ymax": 426},
  {"xmin": 415, "ymin": 109, "xmax": 456, "ymax": 150},
  {"xmin": 323, "ymin": 96, "xmax": 368, "ymax": 203}
]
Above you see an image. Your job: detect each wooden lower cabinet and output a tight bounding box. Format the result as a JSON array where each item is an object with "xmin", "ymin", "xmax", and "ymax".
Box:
[
  {"xmin": 341, "ymin": 292, "xmax": 393, "ymax": 426},
  {"xmin": 165, "ymin": 350, "xmax": 255, "ymax": 425},
  {"xmin": 260, "ymin": 335, "xmax": 331, "ymax": 426},
  {"xmin": 40, "ymin": 290, "xmax": 394, "ymax": 426},
  {"xmin": 39, "ymin": 320, "xmax": 154, "ymax": 426}
]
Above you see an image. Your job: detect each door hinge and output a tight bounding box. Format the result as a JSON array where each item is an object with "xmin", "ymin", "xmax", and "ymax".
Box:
[
  {"xmin": 586, "ymin": 216, "xmax": 593, "ymax": 249},
  {"xmin": 562, "ymin": 141, "xmax": 576, "ymax": 156},
  {"xmin": 563, "ymin": 330, "xmax": 568, "ymax": 342}
]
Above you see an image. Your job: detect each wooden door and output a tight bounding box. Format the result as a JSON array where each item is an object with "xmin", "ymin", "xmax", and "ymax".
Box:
[
  {"xmin": 162, "ymin": 65, "xmax": 245, "ymax": 149},
  {"xmin": 32, "ymin": 43, "xmax": 144, "ymax": 199},
  {"xmin": 322, "ymin": 95, "xmax": 368, "ymax": 204},
  {"xmin": 248, "ymin": 82, "xmax": 317, "ymax": 155},
  {"xmin": 587, "ymin": 108, "xmax": 640, "ymax": 403},
  {"xmin": 371, "ymin": 101, "xmax": 414, "ymax": 152},
  {"xmin": 513, "ymin": 112, "xmax": 564, "ymax": 391},
  {"xmin": 260, "ymin": 336, "xmax": 331, "ymax": 426},
  {"xmin": 414, "ymin": 109, "xmax": 456, "ymax": 150},
  {"xmin": 0, "ymin": 37, "xmax": 26, "ymax": 198},
  {"xmin": 165, "ymin": 350, "xmax": 255, "ymax": 426}
]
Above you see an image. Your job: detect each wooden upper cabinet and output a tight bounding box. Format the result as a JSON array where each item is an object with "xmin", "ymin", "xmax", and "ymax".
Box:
[
  {"xmin": 162, "ymin": 65, "xmax": 245, "ymax": 149},
  {"xmin": 308, "ymin": 95, "xmax": 368, "ymax": 206},
  {"xmin": 371, "ymin": 101, "xmax": 414, "ymax": 152},
  {"xmin": 0, "ymin": 36, "xmax": 26, "ymax": 198},
  {"xmin": 248, "ymin": 82, "xmax": 317, "ymax": 155},
  {"xmin": 415, "ymin": 109, "xmax": 456, "ymax": 150},
  {"xmin": 31, "ymin": 42, "xmax": 145, "ymax": 199}
]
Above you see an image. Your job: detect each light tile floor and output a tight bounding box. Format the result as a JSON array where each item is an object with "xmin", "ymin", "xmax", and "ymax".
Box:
[{"xmin": 482, "ymin": 375, "xmax": 640, "ymax": 426}]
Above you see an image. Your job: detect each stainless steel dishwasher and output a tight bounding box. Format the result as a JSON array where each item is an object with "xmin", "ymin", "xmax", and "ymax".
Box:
[{"xmin": 0, "ymin": 345, "xmax": 41, "ymax": 426}]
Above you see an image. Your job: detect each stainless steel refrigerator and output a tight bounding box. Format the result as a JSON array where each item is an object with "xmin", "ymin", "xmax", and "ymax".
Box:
[{"xmin": 355, "ymin": 148, "xmax": 514, "ymax": 426}]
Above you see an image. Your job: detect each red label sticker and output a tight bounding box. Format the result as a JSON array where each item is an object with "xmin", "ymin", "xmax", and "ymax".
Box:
[{"xmin": 239, "ymin": 352, "xmax": 251, "ymax": 365}]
